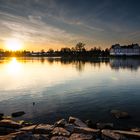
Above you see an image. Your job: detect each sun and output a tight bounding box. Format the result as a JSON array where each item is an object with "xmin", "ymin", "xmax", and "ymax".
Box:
[{"xmin": 5, "ymin": 39, "xmax": 23, "ymax": 51}]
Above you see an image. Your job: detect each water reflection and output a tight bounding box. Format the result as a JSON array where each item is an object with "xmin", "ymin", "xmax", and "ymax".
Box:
[
  {"xmin": 110, "ymin": 58, "xmax": 140, "ymax": 71},
  {"xmin": 6, "ymin": 57, "xmax": 22, "ymax": 75},
  {"xmin": 0, "ymin": 57, "xmax": 140, "ymax": 72},
  {"xmin": 48, "ymin": 57, "xmax": 140, "ymax": 71}
]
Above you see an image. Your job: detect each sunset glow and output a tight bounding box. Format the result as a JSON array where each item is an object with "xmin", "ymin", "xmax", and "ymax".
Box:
[{"xmin": 5, "ymin": 39, "xmax": 23, "ymax": 51}]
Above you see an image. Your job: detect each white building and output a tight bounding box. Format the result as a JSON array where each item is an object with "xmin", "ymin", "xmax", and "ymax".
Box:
[{"xmin": 110, "ymin": 44, "xmax": 140, "ymax": 56}]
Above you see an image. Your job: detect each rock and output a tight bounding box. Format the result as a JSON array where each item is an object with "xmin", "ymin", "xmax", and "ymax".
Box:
[
  {"xmin": 20, "ymin": 125, "xmax": 37, "ymax": 132},
  {"xmin": 3, "ymin": 116, "xmax": 12, "ymax": 120},
  {"xmin": 113, "ymin": 130, "xmax": 140, "ymax": 139},
  {"xmin": 33, "ymin": 102, "xmax": 35, "ymax": 106},
  {"xmin": 18, "ymin": 120, "xmax": 25, "ymax": 125},
  {"xmin": 110, "ymin": 110, "xmax": 130, "ymax": 119},
  {"xmin": 0, "ymin": 131, "xmax": 50, "ymax": 140},
  {"xmin": 69, "ymin": 116, "xmax": 75, "ymax": 123},
  {"xmin": 0, "ymin": 131, "xmax": 26, "ymax": 140},
  {"xmin": 131, "ymin": 128, "xmax": 140, "ymax": 132},
  {"xmin": 0, "ymin": 113, "xmax": 4, "ymax": 116},
  {"xmin": 31, "ymin": 134, "xmax": 50, "ymax": 140},
  {"xmin": 0, "ymin": 119, "xmax": 22, "ymax": 128},
  {"xmin": 0, "ymin": 113, "xmax": 4, "ymax": 120},
  {"xmin": 51, "ymin": 136, "xmax": 69, "ymax": 140},
  {"xmin": 0, "ymin": 127, "xmax": 17, "ymax": 135},
  {"xmin": 69, "ymin": 116, "xmax": 88, "ymax": 127},
  {"xmin": 55, "ymin": 119, "xmax": 67, "ymax": 127},
  {"xmin": 85, "ymin": 120, "xmax": 95, "ymax": 128},
  {"xmin": 11, "ymin": 111, "xmax": 25, "ymax": 118},
  {"xmin": 74, "ymin": 126, "xmax": 100, "ymax": 136},
  {"xmin": 35, "ymin": 124, "xmax": 54, "ymax": 134},
  {"xmin": 52, "ymin": 127, "xmax": 70, "ymax": 136},
  {"xmin": 96, "ymin": 123, "xmax": 114, "ymax": 129},
  {"xmin": 65, "ymin": 124, "xmax": 75, "ymax": 133},
  {"xmin": 70, "ymin": 133, "xmax": 93, "ymax": 140},
  {"xmin": 102, "ymin": 129, "xmax": 126, "ymax": 140}
]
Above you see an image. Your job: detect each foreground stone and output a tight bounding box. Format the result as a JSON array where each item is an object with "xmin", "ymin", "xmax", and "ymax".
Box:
[
  {"xmin": 0, "ymin": 113, "xmax": 4, "ymax": 117},
  {"xmin": 114, "ymin": 130, "xmax": 140, "ymax": 139},
  {"xmin": 102, "ymin": 129, "xmax": 126, "ymax": 140},
  {"xmin": 65, "ymin": 124, "xmax": 75, "ymax": 133},
  {"xmin": 51, "ymin": 136, "xmax": 69, "ymax": 140},
  {"xmin": 69, "ymin": 117, "xmax": 88, "ymax": 127},
  {"xmin": 35, "ymin": 124, "xmax": 54, "ymax": 134},
  {"xmin": 21, "ymin": 124, "xmax": 54, "ymax": 134},
  {"xmin": 96, "ymin": 123, "xmax": 114, "ymax": 129},
  {"xmin": 11, "ymin": 111, "xmax": 25, "ymax": 118},
  {"xmin": 74, "ymin": 126, "xmax": 100, "ymax": 136},
  {"xmin": 0, "ymin": 119, "xmax": 22, "ymax": 129},
  {"xmin": 52, "ymin": 127, "xmax": 70, "ymax": 136},
  {"xmin": 0, "ymin": 113, "xmax": 4, "ymax": 120},
  {"xmin": 55, "ymin": 119, "xmax": 67, "ymax": 127},
  {"xmin": 0, "ymin": 131, "xmax": 50, "ymax": 140},
  {"xmin": 85, "ymin": 120, "xmax": 94, "ymax": 128},
  {"xmin": 0, "ymin": 116, "xmax": 140, "ymax": 140},
  {"xmin": 0, "ymin": 131, "xmax": 26, "ymax": 140},
  {"xmin": 0, "ymin": 127, "xmax": 17, "ymax": 135},
  {"xmin": 110, "ymin": 110, "xmax": 129, "ymax": 119},
  {"xmin": 20, "ymin": 125, "xmax": 37, "ymax": 132},
  {"xmin": 70, "ymin": 133, "xmax": 93, "ymax": 140},
  {"xmin": 131, "ymin": 128, "xmax": 140, "ymax": 132}
]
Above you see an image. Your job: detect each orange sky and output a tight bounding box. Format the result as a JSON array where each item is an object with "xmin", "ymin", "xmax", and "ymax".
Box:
[{"xmin": 0, "ymin": 1, "xmax": 140, "ymax": 51}]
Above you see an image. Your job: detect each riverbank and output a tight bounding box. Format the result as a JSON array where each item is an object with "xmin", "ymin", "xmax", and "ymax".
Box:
[{"xmin": 0, "ymin": 116, "xmax": 140, "ymax": 140}]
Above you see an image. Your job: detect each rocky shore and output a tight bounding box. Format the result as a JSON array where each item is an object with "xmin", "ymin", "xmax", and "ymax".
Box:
[{"xmin": 0, "ymin": 115, "xmax": 140, "ymax": 140}]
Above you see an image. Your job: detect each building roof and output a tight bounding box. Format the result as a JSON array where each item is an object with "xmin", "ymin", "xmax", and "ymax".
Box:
[{"xmin": 111, "ymin": 44, "xmax": 140, "ymax": 49}]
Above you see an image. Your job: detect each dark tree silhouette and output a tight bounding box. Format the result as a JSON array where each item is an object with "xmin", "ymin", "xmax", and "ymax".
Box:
[{"xmin": 75, "ymin": 42, "xmax": 85, "ymax": 52}]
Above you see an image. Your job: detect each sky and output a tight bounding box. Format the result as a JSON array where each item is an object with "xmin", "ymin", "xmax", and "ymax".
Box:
[{"xmin": 0, "ymin": 0, "xmax": 140, "ymax": 51}]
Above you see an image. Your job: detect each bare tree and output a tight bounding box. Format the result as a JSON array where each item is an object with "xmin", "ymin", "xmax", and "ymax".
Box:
[{"xmin": 75, "ymin": 42, "xmax": 85, "ymax": 52}]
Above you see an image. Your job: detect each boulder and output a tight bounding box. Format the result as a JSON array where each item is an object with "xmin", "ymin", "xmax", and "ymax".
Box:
[
  {"xmin": 52, "ymin": 127, "xmax": 70, "ymax": 136},
  {"xmin": 55, "ymin": 119, "xmax": 67, "ymax": 127},
  {"xmin": 0, "ymin": 127, "xmax": 17, "ymax": 135},
  {"xmin": 0, "ymin": 113, "xmax": 4, "ymax": 117},
  {"xmin": 74, "ymin": 126, "xmax": 100, "ymax": 136},
  {"xmin": 113, "ymin": 130, "xmax": 140, "ymax": 139},
  {"xmin": 96, "ymin": 123, "xmax": 114, "ymax": 129},
  {"xmin": 35, "ymin": 124, "xmax": 54, "ymax": 134},
  {"xmin": 65, "ymin": 124, "xmax": 75, "ymax": 133},
  {"xmin": 0, "ymin": 119, "xmax": 22, "ymax": 128},
  {"xmin": 102, "ymin": 129, "xmax": 126, "ymax": 140},
  {"xmin": 2, "ymin": 116, "xmax": 12, "ymax": 120},
  {"xmin": 0, "ymin": 131, "xmax": 26, "ymax": 140},
  {"xmin": 0, "ymin": 113, "xmax": 4, "ymax": 120},
  {"xmin": 85, "ymin": 120, "xmax": 95, "ymax": 128},
  {"xmin": 69, "ymin": 116, "xmax": 88, "ymax": 127},
  {"xmin": 70, "ymin": 133, "xmax": 93, "ymax": 140},
  {"xmin": 31, "ymin": 134, "xmax": 50, "ymax": 140},
  {"xmin": 0, "ymin": 131, "xmax": 50, "ymax": 140},
  {"xmin": 131, "ymin": 128, "xmax": 140, "ymax": 132},
  {"xmin": 20, "ymin": 125, "xmax": 37, "ymax": 132},
  {"xmin": 51, "ymin": 136, "xmax": 69, "ymax": 140},
  {"xmin": 110, "ymin": 110, "xmax": 130, "ymax": 119},
  {"xmin": 11, "ymin": 111, "xmax": 25, "ymax": 118}
]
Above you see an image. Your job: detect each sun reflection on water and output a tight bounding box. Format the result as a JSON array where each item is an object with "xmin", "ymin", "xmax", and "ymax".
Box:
[{"xmin": 6, "ymin": 57, "xmax": 22, "ymax": 75}]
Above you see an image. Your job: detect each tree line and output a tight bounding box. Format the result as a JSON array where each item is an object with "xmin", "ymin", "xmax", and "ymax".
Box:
[{"xmin": 0, "ymin": 42, "xmax": 110, "ymax": 57}]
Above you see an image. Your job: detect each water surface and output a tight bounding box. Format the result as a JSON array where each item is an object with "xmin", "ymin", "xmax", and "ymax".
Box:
[{"xmin": 0, "ymin": 57, "xmax": 140, "ymax": 128}]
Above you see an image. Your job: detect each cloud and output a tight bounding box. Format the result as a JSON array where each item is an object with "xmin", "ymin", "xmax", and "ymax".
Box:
[
  {"xmin": 0, "ymin": 11, "xmax": 82, "ymax": 46},
  {"xmin": 0, "ymin": 0, "xmax": 140, "ymax": 49}
]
